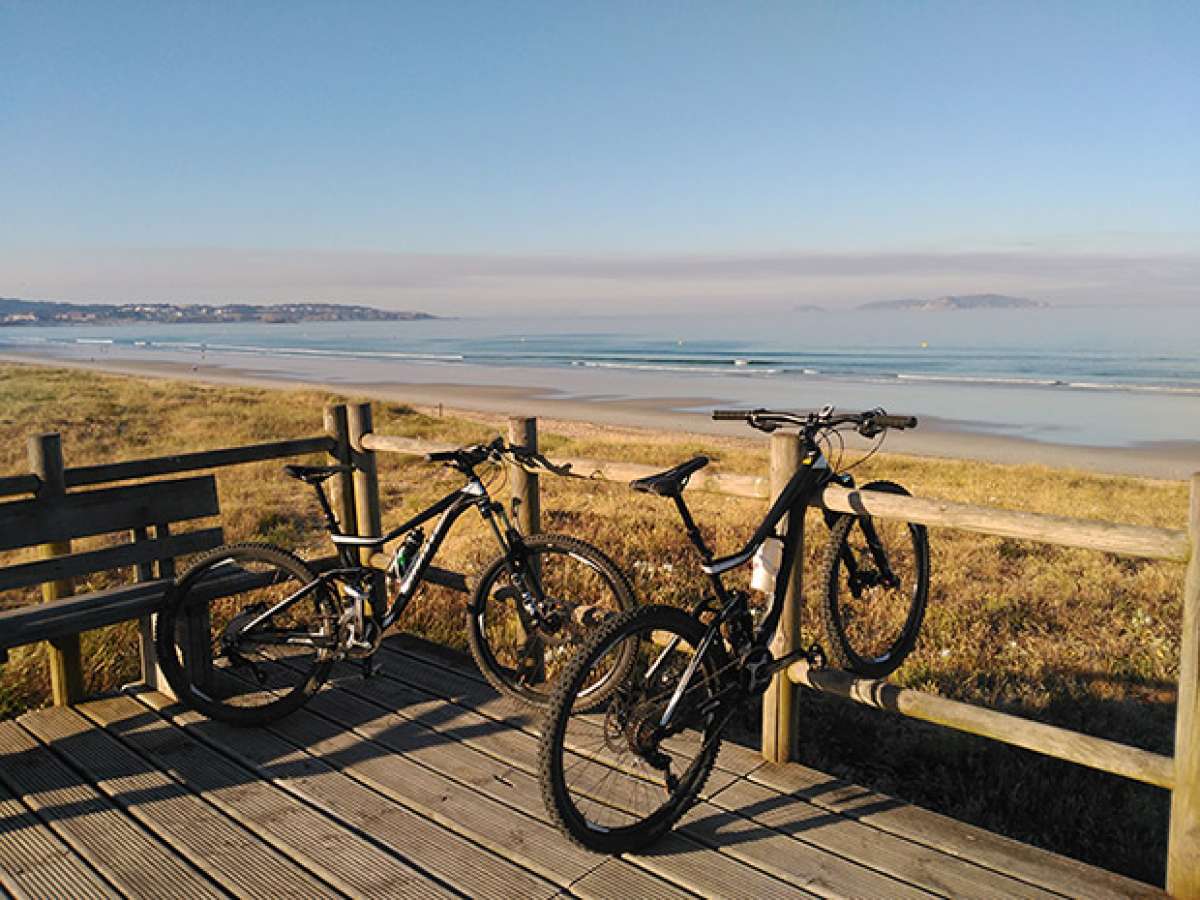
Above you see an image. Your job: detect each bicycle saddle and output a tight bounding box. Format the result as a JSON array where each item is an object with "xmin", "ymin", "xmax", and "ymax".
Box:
[
  {"xmin": 630, "ymin": 456, "xmax": 710, "ymax": 497},
  {"xmin": 283, "ymin": 464, "xmax": 352, "ymax": 484}
]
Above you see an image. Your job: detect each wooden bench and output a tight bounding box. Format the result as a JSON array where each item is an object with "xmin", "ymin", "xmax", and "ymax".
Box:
[{"xmin": 0, "ymin": 434, "xmax": 223, "ymax": 703}]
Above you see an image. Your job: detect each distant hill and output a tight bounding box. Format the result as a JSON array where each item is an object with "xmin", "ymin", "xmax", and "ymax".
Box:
[
  {"xmin": 857, "ymin": 293, "xmax": 1049, "ymax": 312},
  {"xmin": 0, "ymin": 297, "xmax": 436, "ymax": 325},
  {"xmin": 792, "ymin": 304, "xmax": 826, "ymax": 313}
]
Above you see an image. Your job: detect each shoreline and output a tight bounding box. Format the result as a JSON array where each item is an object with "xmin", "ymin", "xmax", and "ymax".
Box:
[{"xmin": 4, "ymin": 350, "xmax": 1197, "ymax": 480}]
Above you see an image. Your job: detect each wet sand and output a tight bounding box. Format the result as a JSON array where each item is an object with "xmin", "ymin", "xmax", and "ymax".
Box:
[{"xmin": 4, "ymin": 349, "xmax": 1197, "ymax": 481}]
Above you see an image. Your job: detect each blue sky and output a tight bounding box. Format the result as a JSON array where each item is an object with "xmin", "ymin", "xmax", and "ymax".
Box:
[{"xmin": 2, "ymin": 1, "xmax": 1197, "ymax": 311}]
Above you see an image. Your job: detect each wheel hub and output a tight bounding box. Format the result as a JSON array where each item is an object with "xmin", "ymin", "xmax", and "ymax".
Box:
[
  {"xmin": 221, "ymin": 603, "xmax": 267, "ymax": 653},
  {"xmin": 626, "ymin": 704, "xmax": 671, "ymax": 770}
]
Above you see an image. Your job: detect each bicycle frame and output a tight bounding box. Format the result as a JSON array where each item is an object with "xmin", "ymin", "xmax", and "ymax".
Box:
[
  {"xmin": 696, "ymin": 435, "xmax": 833, "ymax": 644},
  {"xmin": 240, "ymin": 473, "xmax": 527, "ymax": 646},
  {"xmin": 654, "ymin": 432, "xmax": 839, "ymax": 730}
]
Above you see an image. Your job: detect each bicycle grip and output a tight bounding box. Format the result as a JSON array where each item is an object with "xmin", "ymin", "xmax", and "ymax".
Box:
[
  {"xmin": 425, "ymin": 450, "xmax": 458, "ymax": 462},
  {"xmin": 711, "ymin": 409, "xmax": 752, "ymax": 421},
  {"xmin": 874, "ymin": 414, "xmax": 918, "ymax": 430}
]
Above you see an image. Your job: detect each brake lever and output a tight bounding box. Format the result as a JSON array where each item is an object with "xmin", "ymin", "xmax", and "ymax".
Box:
[
  {"xmin": 858, "ymin": 422, "xmax": 883, "ymax": 439},
  {"xmin": 747, "ymin": 414, "xmax": 778, "ymax": 433},
  {"xmin": 504, "ymin": 446, "xmax": 575, "ymax": 477}
]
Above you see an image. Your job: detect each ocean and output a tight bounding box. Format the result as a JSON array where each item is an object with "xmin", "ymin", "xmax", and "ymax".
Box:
[{"xmin": 3, "ymin": 306, "xmax": 1199, "ymax": 449}]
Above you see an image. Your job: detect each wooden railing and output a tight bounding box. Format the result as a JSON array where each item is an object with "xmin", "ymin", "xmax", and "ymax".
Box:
[{"xmin": 349, "ymin": 404, "xmax": 1199, "ymax": 897}]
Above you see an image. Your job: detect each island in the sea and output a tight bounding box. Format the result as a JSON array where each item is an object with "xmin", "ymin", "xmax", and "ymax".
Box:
[
  {"xmin": 0, "ymin": 297, "xmax": 436, "ymax": 325},
  {"xmin": 857, "ymin": 293, "xmax": 1049, "ymax": 311}
]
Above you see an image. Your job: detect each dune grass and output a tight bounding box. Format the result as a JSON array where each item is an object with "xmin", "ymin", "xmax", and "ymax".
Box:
[{"xmin": 0, "ymin": 361, "xmax": 1189, "ymax": 884}]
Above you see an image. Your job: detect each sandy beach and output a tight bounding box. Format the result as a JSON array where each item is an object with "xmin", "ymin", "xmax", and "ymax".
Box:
[{"xmin": 4, "ymin": 349, "xmax": 1197, "ymax": 480}]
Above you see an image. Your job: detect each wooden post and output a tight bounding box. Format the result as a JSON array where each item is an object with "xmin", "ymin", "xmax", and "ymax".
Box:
[
  {"xmin": 1168, "ymin": 472, "xmax": 1200, "ymax": 897},
  {"xmin": 324, "ymin": 403, "xmax": 357, "ymax": 537},
  {"xmin": 761, "ymin": 431, "xmax": 804, "ymax": 764},
  {"xmin": 27, "ymin": 433, "xmax": 85, "ymax": 705},
  {"xmin": 133, "ymin": 525, "xmax": 161, "ymax": 691},
  {"xmin": 347, "ymin": 402, "xmax": 382, "ymax": 561},
  {"xmin": 507, "ymin": 416, "xmax": 540, "ymax": 535}
]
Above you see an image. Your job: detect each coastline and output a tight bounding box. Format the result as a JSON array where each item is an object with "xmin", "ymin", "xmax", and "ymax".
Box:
[{"xmin": 4, "ymin": 350, "xmax": 1196, "ymax": 481}]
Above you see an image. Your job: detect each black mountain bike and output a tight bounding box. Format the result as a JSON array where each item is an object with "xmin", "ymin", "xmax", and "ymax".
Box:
[
  {"xmin": 538, "ymin": 406, "xmax": 928, "ymax": 852},
  {"xmin": 156, "ymin": 437, "xmax": 635, "ymax": 726}
]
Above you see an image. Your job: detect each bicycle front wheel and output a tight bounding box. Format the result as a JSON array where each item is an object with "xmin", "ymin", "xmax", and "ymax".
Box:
[
  {"xmin": 467, "ymin": 534, "xmax": 635, "ymax": 710},
  {"xmin": 539, "ymin": 605, "xmax": 727, "ymax": 853},
  {"xmin": 820, "ymin": 480, "xmax": 930, "ymax": 677},
  {"xmin": 155, "ymin": 543, "xmax": 338, "ymax": 726}
]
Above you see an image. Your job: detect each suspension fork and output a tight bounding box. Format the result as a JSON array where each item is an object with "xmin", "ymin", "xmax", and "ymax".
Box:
[
  {"xmin": 479, "ymin": 500, "xmax": 550, "ymax": 627},
  {"xmin": 824, "ymin": 472, "xmax": 898, "ymax": 591}
]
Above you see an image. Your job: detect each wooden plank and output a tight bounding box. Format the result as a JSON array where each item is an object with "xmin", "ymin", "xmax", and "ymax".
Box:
[
  {"xmin": 820, "ymin": 483, "xmax": 1189, "ymax": 562},
  {"xmin": 0, "ymin": 527, "xmax": 222, "ymax": 592},
  {"xmin": 0, "ymin": 719, "xmax": 223, "ymax": 898},
  {"xmin": 0, "ymin": 779, "xmax": 116, "ymax": 900},
  {"xmin": 235, "ymin": 659, "xmax": 706, "ymax": 898},
  {"xmin": 1168, "ymin": 472, "xmax": 1200, "ymax": 897},
  {"xmin": 384, "ymin": 640, "xmax": 1157, "ymax": 897},
  {"xmin": 24, "ymin": 704, "xmax": 339, "ymax": 899},
  {"xmin": 0, "ymin": 581, "xmax": 168, "ymax": 650},
  {"xmin": 788, "ymin": 659, "xmax": 1175, "ymax": 789},
  {"xmin": 0, "ymin": 474, "xmax": 39, "ymax": 500},
  {"xmin": 382, "ymin": 636, "xmax": 767, "ymax": 778},
  {"xmin": 568, "ymin": 858, "xmax": 697, "ymax": 900},
  {"xmin": 675, "ymin": 800, "xmax": 934, "ymax": 899},
  {"xmin": 86, "ymin": 693, "xmax": 460, "ymax": 899},
  {"xmin": 63, "ymin": 435, "xmax": 334, "ymax": 488},
  {"xmin": 335, "ymin": 657, "xmax": 884, "ymax": 897},
  {"xmin": 749, "ymin": 762, "xmax": 1164, "ymax": 900},
  {"xmin": 226, "ymin": 686, "xmax": 601, "ymax": 888},
  {"xmin": 707, "ymin": 777, "xmax": 1056, "ymax": 899},
  {"xmin": 629, "ymin": 828, "xmax": 816, "ymax": 899},
  {"xmin": 295, "ymin": 666, "xmax": 813, "ymax": 900},
  {"xmin": 0, "ymin": 475, "xmax": 219, "ymax": 552},
  {"xmin": 129, "ymin": 691, "xmax": 557, "ymax": 899}
]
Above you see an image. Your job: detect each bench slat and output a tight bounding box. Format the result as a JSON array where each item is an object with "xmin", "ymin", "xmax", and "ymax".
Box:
[
  {"xmin": 0, "ymin": 580, "xmax": 170, "ymax": 649},
  {"xmin": 0, "ymin": 527, "xmax": 224, "ymax": 593},
  {"xmin": 0, "ymin": 476, "xmax": 219, "ymax": 552}
]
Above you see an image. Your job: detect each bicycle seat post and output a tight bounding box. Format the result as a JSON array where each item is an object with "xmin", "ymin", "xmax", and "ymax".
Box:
[
  {"xmin": 671, "ymin": 494, "xmax": 713, "ymax": 562},
  {"xmin": 309, "ymin": 480, "xmax": 343, "ymax": 537}
]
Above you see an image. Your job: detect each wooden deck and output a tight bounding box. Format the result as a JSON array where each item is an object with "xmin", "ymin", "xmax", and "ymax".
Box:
[{"xmin": 0, "ymin": 635, "xmax": 1164, "ymax": 899}]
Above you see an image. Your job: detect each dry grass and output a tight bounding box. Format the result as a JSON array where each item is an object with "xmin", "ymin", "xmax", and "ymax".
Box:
[{"xmin": 0, "ymin": 362, "xmax": 1189, "ymax": 884}]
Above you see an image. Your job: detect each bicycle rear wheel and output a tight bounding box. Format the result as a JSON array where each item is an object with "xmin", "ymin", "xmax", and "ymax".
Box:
[
  {"xmin": 820, "ymin": 480, "xmax": 930, "ymax": 677},
  {"xmin": 538, "ymin": 605, "xmax": 728, "ymax": 853},
  {"xmin": 155, "ymin": 543, "xmax": 338, "ymax": 726}
]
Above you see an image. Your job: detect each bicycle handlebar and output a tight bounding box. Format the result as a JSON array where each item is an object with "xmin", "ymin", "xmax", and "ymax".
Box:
[
  {"xmin": 711, "ymin": 406, "xmax": 917, "ymax": 436},
  {"xmin": 425, "ymin": 437, "xmax": 573, "ymax": 476}
]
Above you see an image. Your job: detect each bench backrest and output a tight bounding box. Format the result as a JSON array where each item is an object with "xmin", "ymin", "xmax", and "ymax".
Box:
[{"xmin": 0, "ymin": 475, "xmax": 224, "ymax": 593}]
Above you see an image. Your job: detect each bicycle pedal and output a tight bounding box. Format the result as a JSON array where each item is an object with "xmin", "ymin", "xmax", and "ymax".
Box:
[{"xmin": 361, "ymin": 658, "xmax": 383, "ymax": 680}]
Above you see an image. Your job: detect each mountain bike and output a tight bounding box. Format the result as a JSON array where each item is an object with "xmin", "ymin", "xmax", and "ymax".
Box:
[
  {"xmin": 155, "ymin": 437, "xmax": 635, "ymax": 726},
  {"xmin": 538, "ymin": 406, "xmax": 928, "ymax": 852}
]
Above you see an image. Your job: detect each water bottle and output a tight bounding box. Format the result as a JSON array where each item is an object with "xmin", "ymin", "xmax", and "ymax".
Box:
[
  {"xmin": 388, "ymin": 528, "xmax": 424, "ymax": 592},
  {"xmin": 750, "ymin": 537, "xmax": 783, "ymax": 593}
]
